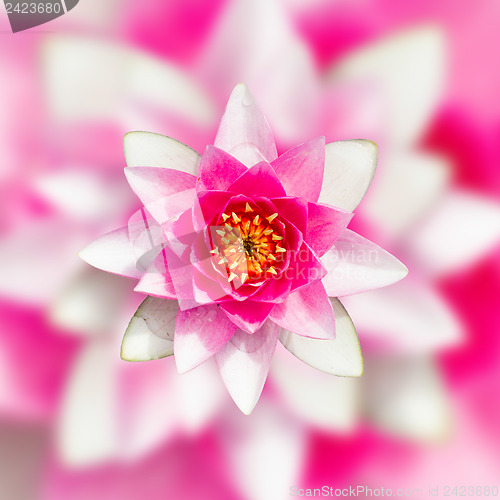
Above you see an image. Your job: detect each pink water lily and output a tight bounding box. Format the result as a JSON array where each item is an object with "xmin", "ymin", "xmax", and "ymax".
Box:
[{"xmin": 81, "ymin": 83, "xmax": 407, "ymax": 414}]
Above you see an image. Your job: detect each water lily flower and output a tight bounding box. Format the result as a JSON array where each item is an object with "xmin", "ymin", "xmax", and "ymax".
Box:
[{"xmin": 81, "ymin": 83, "xmax": 407, "ymax": 414}]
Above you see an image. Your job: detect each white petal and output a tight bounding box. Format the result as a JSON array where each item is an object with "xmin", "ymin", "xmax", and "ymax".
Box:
[
  {"xmin": 341, "ymin": 279, "xmax": 463, "ymax": 353},
  {"xmin": 360, "ymin": 153, "xmax": 450, "ymax": 237},
  {"xmin": 407, "ymin": 190, "xmax": 500, "ymax": 276},
  {"xmin": 363, "ymin": 356, "xmax": 452, "ymax": 441},
  {"xmin": 215, "ymin": 322, "xmax": 279, "ymax": 415},
  {"xmin": 200, "ymin": 0, "xmax": 319, "ymax": 144},
  {"xmin": 34, "ymin": 168, "xmax": 133, "ymax": 223},
  {"xmin": 214, "ymin": 83, "xmax": 277, "ymax": 167},
  {"xmin": 271, "ymin": 346, "xmax": 361, "ymax": 432},
  {"xmin": 219, "ymin": 403, "xmax": 306, "ymax": 500},
  {"xmin": 121, "ymin": 296, "xmax": 177, "ymax": 362},
  {"xmin": 123, "ymin": 131, "xmax": 201, "ymax": 173},
  {"xmin": 172, "ymin": 360, "xmax": 226, "ymax": 434},
  {"xmin": 58, "ymin": 338, "xmax": 119, "ymax": 466},
  {"xmin": 321, "ymin": 229, "xmax": 408, "ymax": 296},
  {"xmin": 0, "ymin": 219, "xmax": 84, "ymax": 305},
  {"xmin": 118, "ymin": 361, "xmax": 179, "ymax": 461},
  {"xmin": 79, "ymin": 226, "xmax": 142, "ymax": 279},
  {"xmin": 329, "ymin": 26, "xmax": 445, "ymax": 147},
  {"xmin": 319, "ymin": 140, "xmax": 378, "ymax": 211},
  {"xmin": 43, "ymin": 36, "xmax": 215, "ymax": 127},
  {"xmin": 279, "ymin": 298, "xmax": 363, "ymax": 376},
  {"xmin": 50, "ymin": 269, "xmax": 131, "ymax": 336}
]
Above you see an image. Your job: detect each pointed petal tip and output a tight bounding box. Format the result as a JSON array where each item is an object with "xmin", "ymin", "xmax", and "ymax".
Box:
[
  {"xmin": 77, "ymin": 240, "xmax": 112, "ymax": 273},
  {"xmin": 227, "ymin": 386, "xmax": 259, "ymax": 415},
  {"xmin": 174, "ymin": 355, "xmax": 194, "ymax": 375},
  {"xmin": 77, "ymin": 246, "xmax": 90, "ymax": 265},
  {"xmin": 173, "ymin": 346, "xmax": 213, "ymax": 375},
  {"xmin": 393, "ymin": 259, "xmax": 410, "ymax": 283},
  {"xmin": 231, "ymin": 82, "xmax": 254, "ymax": 103},
  {"xmin": 240, "ymin": 403, "xmax": 257, "ymax": 416}
]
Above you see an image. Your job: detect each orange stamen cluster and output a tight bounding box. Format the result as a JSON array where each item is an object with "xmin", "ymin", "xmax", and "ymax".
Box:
[{"xmin": 211, "ymin": 202, "xmax": 286, "ymax": 285}]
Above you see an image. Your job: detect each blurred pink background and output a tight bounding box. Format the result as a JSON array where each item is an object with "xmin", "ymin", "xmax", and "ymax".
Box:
[{"xmin": 1, "ymin": 0, "xmax": 500, "ymax": 499}]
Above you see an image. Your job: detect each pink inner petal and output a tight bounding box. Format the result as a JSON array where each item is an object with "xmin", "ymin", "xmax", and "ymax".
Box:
[
  {"xmin": 306, "ymin": 202, "xmax": 353, "ymax": 257},
  {"xmin": 226, "ymin": 161, "xmax": 286, "ymax": 199},
  {"xmin": 196, "ymin": 146, "xmax": 248, "ymax": 192},
  {"xmin": 220, "ymin": 300, "xmax": 276, "ymax": 334},
  {"xmin": 271, "ymin": 137, "xmax": 325, "ymax": 202},
  {"xmin": 270, "ymin": 281, "xmax": 335, "ymax": 340},
  {"xmin": 174, "ymin": 304, "xmax": 237, "ymax": 373}
]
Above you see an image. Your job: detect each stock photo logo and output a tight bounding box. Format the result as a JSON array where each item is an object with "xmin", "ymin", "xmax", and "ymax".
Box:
[{"xmin": 4, "ymin": 0, "xmax": 78, "ymax": 32}]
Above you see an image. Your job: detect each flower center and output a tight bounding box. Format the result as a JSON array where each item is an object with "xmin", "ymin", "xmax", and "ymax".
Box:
[{"xmin": 211, "ymin": 202, "xmax": 286, "ymax": 285}]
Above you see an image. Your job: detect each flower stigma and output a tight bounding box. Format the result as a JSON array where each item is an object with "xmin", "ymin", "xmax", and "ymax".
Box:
[{"xmin": 210, "ymin": 204, "xmax": 286, "ymax": 286}]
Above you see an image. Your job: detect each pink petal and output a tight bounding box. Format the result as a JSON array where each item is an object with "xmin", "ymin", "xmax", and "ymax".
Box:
[
  {"xmin": 282, "ymin": 218, "xmax": 304, "ymax": 254},
  {"xmin": 306, "ymin": 202, "xmax": 353, "ymax": 257},
  {"xmin": 192, "ymin": 270, "xmax": 231, "ymax": 305},
  {"xmin": 227, "ymin": 161, "xmax": 286, "ymax": 198},
  {"xmin": 249, "ymin": 274, "xmax": 292, "ymax": 303},
  {"xmin": 289, "ymin": 242, "xmax": 327, "ymax": 292},
  {"xmin": 127, "ymin": 209, "xmax": 165, "ymax": 273},
  {"xmin": 321, "ymin": 229, "xmax": 408, "ymax": 296},
  {"xmin": 174, "ymin": 304, "xmax": 237, "ymax": 373},
  {"xmin": 163, "ymin": 208, "xmax": 197, "ymax": 260},
  {"xmin": 79, "ymin": 227, "xmax": 142, "ymax": 279},
  {"xmin": 215, "ymin": 320, "xmax": 279, "ymax": 414},
  {"xmin": 220, "ymin": 300, "xmax": 275, "ymax": 334},
  {"xmin": 271, "ymin": 137, "xmax": 325, "ymax": 202},
  {"xmin": 134, "ymin": 249, "xmax": 176, "ymax": 299},
  {"xmin": 190, "ymin": 230, "xmax": 218, "ymax": 279},
  {"xmin": 271, "ymin": 196, "xmax": 308, "ymax": 234},
  {"xmin": 125, "ymin": 167, "xmax": 196, "ymax": 206},
  {"xmin": 192, "ymin": 191, "xmax": 233, "ymax": 231},
  {"xmin": 270, "ymin": 281, "xmax": 335, "ymax": 340},
  {"xmin": 144, "ymin": 189, "xmax": 197, "ymax": 226},
  {"xmin": 196, "ymin": 146, "xmax": 247, "ymax": 191},
  {"xmin": 214, "ymin": 83, "xmax": 278, "ymax": 167}
]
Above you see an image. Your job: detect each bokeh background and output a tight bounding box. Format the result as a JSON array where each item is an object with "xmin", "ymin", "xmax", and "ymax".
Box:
[{"xmin": 1, "ymin": 0, "xmax": 500, "ymax": 498}]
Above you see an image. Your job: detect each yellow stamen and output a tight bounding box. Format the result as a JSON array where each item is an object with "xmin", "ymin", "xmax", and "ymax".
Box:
[
  {"xmin": 266, "ymin": 213, "xmax": 278, "ymax": 223},
  {"xmin": 222, "ymin": 213, "xmax": 230, "ymax": 221},
  {"xmin": 210, "ymin": 248, "xmax": 219, "ymax": 254},
  {"xmin": 216, "ymin": 229, "xmax": 225, "ymax": 236},
  {"xmin": 228, "ymin": 272, "xmax": 238, "ymax": 282},
  {"xmin": 268, "ymin": 266, "xmax": 277, "ymax": 275},
  {"xmin": 253, "ymin": 215, "xmax": 260, "ymax": 225},
  {"xmin": 232, "ymin": 212, "xmax": 241, "ymax": 223},
  {"xmin": 241, "ymin": 272, "xmax": 248, "ymax": 283},
  {"xmin": 244, "ymin": 220, "xmax": 251, "ymax": 231},
  {"xmin": 276, "ymin": 245, "xmax": 286, "ymax": 253},
  {"xmin": 272, "ymin": 234, "xmax": 283, "ymax": 241},
  {"xmin": 268, "ymin": 253, "xmax": 276, "ymax": 261},
  {"xmin": 218, "ymin": 257, "xmax": 228, "ymax": 264},
  {"xmin": 222, "ymin": 237, "xmax": 230, "ymax": 245},
  {"xmin": 229, "ymin": 261, "xmax": 239, "ymax": 270},
  {"xmin": 225, "ymin": 223, "xmax": 232, "ymax": 229},
  {"xmin": 254, "ymin": 263, "xmax": 263, "ymax": 273},
  {"xmin": 263, "ymin": 229, "xmax": 273, "ymax": 235},
  {"xmin": 245, "ymin": 203, "xmax": 253, "ymax": 212}
]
